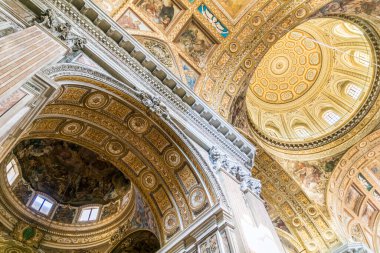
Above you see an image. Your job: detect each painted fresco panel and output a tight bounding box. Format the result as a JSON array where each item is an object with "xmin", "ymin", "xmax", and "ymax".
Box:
[
  {"xmin": 345, "ymin": 185, "xmax": 363, "ymax": 213},
  {"xmin": 181, "ymin": 60, "xmax": 199, "ymax": 89},
  {"xmin": 361, "ymin": 202, "xmax": 378, "ymax": 229},
  {"xmin": 117, "ymin": 9, "xmax": 152, "ymax": 31},
  {"xmin": 137, "ymin": 0, "xmax": 181, "ymax": 30},
  {"xmin": 176, "ymin": 22, "xmax": 214, "ymax": 67}
]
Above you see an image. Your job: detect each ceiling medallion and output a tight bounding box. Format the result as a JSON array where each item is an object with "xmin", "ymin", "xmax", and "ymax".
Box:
[
  {"xmin": 189, "ymin": 187, "xmax": 207, "ymax": 212},
  {"xmin": 163, "ymin": 212, "xmax": 178, "ymax": 234},
  {"xmin": 106, "ymin": 140, "xmax": 125, "ymax": 156},
  {"xmin": 85, "ymin": 92, "xmax": 108, "ymax": 109},
  {"xmin": 229, "ymin": 42, "xmax": 238, "ymax": 53},
  {"xmin": 61, "ymin": 121, "xmax": 83, "ymax": 136},
  {"xmin": 164, "ymin": 149, "xmax": 181, "ymax": 167},
  {"xmin": 128, "ymin": 115, "xmax": 149, "ymax": 134},
  {"xmin": 141, "ymin": 171, "xmax": 157, "ymax": 190}
]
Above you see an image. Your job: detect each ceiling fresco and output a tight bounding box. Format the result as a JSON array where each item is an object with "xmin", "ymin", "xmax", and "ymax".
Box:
[{"xmin": 13, "ymin": 138, "xmax": 131, "ymax": 206}]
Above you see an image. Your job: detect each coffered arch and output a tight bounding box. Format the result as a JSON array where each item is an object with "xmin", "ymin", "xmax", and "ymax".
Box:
[{"xmin": 10, "ymin": 64, "xmax": 221, "ymax": 248}]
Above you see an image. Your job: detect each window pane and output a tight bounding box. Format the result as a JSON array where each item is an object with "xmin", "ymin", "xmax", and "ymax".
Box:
[
  {"xmin": 323, "ymin": 111, "xmax": 340, "ymax": 125},
  {"xmin": 89, "ymin": 208, "xmax": 99, "ymax": 221},
  {"xmin": 31, "ymin": 196, "xmax": 44, "ymax": 211},
  {"xmin": 346, "ymin": 84, "xmax": 362, "ymax": 100},
  {"xmin": 6, "ymin": 162, "xmax": 13, "ymax": 172},
  {"xmin": 6, "ymin": 160, "xmax": 19, "ymax": 185},
  {"xmin": 79, "ymin": 209, "xmax": 91, "ymax": 221},
  {"xmin": 7, "ymin": 168, "xmax": 16, "ymax": 184},
  {"xmin": 40, "ymin": 200, "xmax": 53, "ymax": 215}
]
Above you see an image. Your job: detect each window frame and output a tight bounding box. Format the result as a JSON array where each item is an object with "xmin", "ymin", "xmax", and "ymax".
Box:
[
  {"xmin": 346, "ymin": 83, "xmax": 362, "ymax": 100},
  {"xmin": 78, "ymin": 206, "xmax": 100, "ymax": 222},
  {"xmin": 30, "ymin": 194, "xmax": 55, "ymax": 216},
  {"xmin": 5, "ymin": 158, "xmax": 19, "ymax": 186},
  {"xmin": 323, "ymin": 110, "xmax": 341, "ymax": 126}
]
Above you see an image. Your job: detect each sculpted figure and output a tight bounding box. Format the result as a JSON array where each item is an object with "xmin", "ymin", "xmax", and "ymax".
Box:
[{"xmin": 38, "ymin": 9, "xmax": 55, "ymax": 28}]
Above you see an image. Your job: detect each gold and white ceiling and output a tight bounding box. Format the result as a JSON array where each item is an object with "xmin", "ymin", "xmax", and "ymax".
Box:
[{"xmin": 246, "ymin": 18, "xmax": 374, "ymax": 151}]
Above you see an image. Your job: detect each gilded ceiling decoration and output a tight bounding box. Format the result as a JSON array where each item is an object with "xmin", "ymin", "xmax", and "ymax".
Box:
[
  {"xmin": 246, "ymin": 18, "xmax": 374, "ymax": 145},
  {"xmin": 249, "ymin": 28, "xmax": 322, "ymax": 104},
  {"xmin": 12, "ymin": 68, "xmax": 216, "ymax": 247}
]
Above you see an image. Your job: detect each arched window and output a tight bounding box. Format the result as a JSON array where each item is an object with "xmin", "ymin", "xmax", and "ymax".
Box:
[
  {"xmin": 79, "ymin": 206, "xmax": 99, "ymax": 222},
  {"xmin": 354, "ymin": 51, "xmax": 370, "ymax": 67},
  {"xmin": 6, "ymin": 159, "xmax": 19, "ymax": 186},
  {"xmin": 31, "ymin": 194, "xmax": 54, "ymax": 215},
  {"xmin": 323, "ymin": 110, "xmax": 340, "ymax": 125},
  {"xmin": 295, "ymin": 128, "xmax": 310, "ymax": 138},
  {"xmin": 346, "ymin": 84, "xmax": 362, "ymax": 100}
]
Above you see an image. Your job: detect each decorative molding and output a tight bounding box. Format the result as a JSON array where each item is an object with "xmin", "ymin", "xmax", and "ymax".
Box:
[{"xmin": 208, "ymin": 146, "xmax": 261, "ymax": 195}]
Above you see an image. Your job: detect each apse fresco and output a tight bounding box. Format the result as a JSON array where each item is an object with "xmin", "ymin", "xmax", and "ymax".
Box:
[
  {"xmin": 14, "ymin": 139, "xmax": 131, "ymax": 206},
  {"xmin": 176, "ymin": 22, "xmax": 213, "ymax": 67},
  {"xmin": 137, "ymin": 0, "xmax": 181, "ymax": 30},
  {"xmin": 111, "ymin": 230, "xmax": 160, "ymax": 253},
  {"xmin": 216, "ymin": 0, "xmax": 253, "ymax": 19},
  {"xmin": 181, "ymin": 60, "xmax": 199, "ymax": 89},
  {"xmin": 117, "ymin": 9, "xmax": 152, "ymax": 31}
]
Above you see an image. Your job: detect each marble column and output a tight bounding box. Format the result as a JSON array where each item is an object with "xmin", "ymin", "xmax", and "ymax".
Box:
[{"xmin": 218, "ymin": 169, "xmax": 285, "ymax": 253}]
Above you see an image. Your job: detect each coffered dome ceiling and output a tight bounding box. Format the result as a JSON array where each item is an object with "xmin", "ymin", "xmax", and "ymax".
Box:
[{"xmin": 246, "ymin": 18, "xmax": 375, "ymax": 148}]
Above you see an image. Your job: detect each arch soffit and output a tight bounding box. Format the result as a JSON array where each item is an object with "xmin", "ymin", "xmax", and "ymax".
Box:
[{"xmin": 24, "ymin": 64, "xmax": 219, "ymax": 242}]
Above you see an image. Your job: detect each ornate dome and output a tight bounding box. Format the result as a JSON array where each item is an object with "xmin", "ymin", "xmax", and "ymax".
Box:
[
  {"xmin": 251, "ymin": 29, "xmax": 322, "ymax": 104},
  {"xmin": 246, "ymin": 18, "xmax": 375, "ymax": 155}
]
